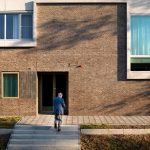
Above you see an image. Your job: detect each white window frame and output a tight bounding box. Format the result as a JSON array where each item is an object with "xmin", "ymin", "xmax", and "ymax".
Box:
[
  {"xmin": 1, "ymin": 72, "xmax": 19, "ymax": 99},
  {"xmin": 127, "ymin": 13, "xmax": 150, "ymax": 79},
  {"xmin": 0, "ymin": 11, "xmax": 36, "ymax": 47},
  {"xmin": 0, "ymin": 13, "xmax": 33, "ymax": 40}
]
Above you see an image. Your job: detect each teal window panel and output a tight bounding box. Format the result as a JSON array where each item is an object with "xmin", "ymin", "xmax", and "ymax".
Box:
[
  {"xmin": 131, "ymin": 16, "xmax": 150, "ymax": 55},
  {"xmin": 131, "ymin": 58, "xmax": 150, "ymax": 63},
  {"xmin": 3, "ymin": 74, "xmax": 18, "ymax": 97}
]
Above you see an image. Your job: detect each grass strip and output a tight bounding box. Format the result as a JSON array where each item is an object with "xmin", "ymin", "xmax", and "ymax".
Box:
[
  {"xmin": 81, "ymin": 134, "xmax": 150, "ymax": 150},
  {"xmin": 0, "ymin": 117, "xmax": 21, "ymax": 129},
  {"xmin": 80, "ymin": 124, "xmax": 150, "ymax": 129}
]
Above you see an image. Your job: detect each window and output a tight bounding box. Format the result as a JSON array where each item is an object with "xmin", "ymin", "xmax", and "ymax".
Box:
[
  {"xmin": 131, "ymin": 58, "xmax": 150, "ymax": 71},
  {"xmin": 131, "ymin": 16, "xmax": 150, "ymax": 55},
  {"xmin": 0, "ymin": 15, "xmax": 4, "ymax": 39},
  {"xmin": 6, "ymin": 14, "xmax": 19, "ymax": 39},
  {"xmin": 131, "ymin": 16, "xmax": 150, "ymax": 71},
  {"xmin": 21, "ymin": 14, "xmax": 33, "ymax": 39},
  {"xmin": 2, "ymin": 73, "xmax": 19, "ymax": 98},
  {"xmin": 0, "ymin": 13, "xmax": 33, "ymax": 40}
]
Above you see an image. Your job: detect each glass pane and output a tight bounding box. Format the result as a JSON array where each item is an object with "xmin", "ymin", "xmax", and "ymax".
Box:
[
  {"xmin": 22, "ymin": 14, "xmax": 32, "ymax": 26},
  {"xmin": 131, "ymin": 16, "xmax": 150, "ymax": 55},
  {"xmin": 21, "ymin": 14, "xmax": 33, "ymax": 39},
  {"xmin": 3, "ymin": 74, "xmax": 18, "ymax": 97},
  {"xmin": 6, "ymin": 14, "xmax": 19, "ymax": 39},
  {"xmin": 0, "ymin": 15, "xmax": 4, "ymax": 39},
  {"xmin": 21, "ymin": 27, "xmax": 32, "ymax": 39},
  {"xmin": 131, "ymin": 58, "xmax": 150, "ymax": 63},
  {"xmin": 131, "ymin": 63, "xmax": 150, "ymax": 71}
]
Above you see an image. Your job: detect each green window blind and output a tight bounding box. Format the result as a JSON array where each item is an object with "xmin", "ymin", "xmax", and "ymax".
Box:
[{"xmin": 3, "ymin": 74, "xmax": 18, "ymax": 97}]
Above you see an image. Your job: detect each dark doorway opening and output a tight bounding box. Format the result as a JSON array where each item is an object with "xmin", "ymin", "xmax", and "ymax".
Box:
[
  {"xmin": 38, "ymin": 72, "xmax": 68, "ymax": 114},
  {"xmin": 42, "ymin": 74, "xmax": 53, "ymax": 110}
]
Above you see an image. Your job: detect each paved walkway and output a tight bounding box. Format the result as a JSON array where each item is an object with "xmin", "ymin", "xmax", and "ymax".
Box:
[
  {"xmin": 6, "ymin": 115, "xmax": 150, "ymax": 150},
  {"xmin": 19, "ymin": 115, "xmax": 150, "ymax": 125}
]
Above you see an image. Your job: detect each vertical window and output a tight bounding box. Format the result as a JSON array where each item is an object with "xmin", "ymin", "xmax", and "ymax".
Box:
[
  {"xmin": 2, "ymin": 73, "xmax": 19, "ymax": 98},
  {"xmin": 131, "ymin": 16, "xmax": 150, "ymax": 71},
  {"xmin": 21, "ymin": 14, "xmax": 33, "ymax": 39},
  {"xmin": 0, "ymin": 15, "xmax": 4, "ymax": 39},
  {"xmin": 6, "ymin": 14, "xmax": 19, "ymax": 39},
  {"xmin": 131, "ymin": 16, "xmax": 150, "ymax": 55}
]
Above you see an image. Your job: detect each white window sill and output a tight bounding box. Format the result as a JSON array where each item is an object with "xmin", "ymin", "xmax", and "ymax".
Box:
[
  {"xmin": 0, "ymin": 39, "xmax": 37, "ymax": 47},
  {"xmin": 127, "ymin": 71, "xmax": 150, "ymax": 79}
]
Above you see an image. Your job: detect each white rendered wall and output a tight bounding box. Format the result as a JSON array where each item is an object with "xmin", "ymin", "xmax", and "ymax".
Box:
[
  {"xmin": 0, "ymin": 0, "xmax": 33, "ymax": 11},
  {"xmin": 1, "ymin": 0, "xmax": 150, "ymax": 12},
  {"xmin": 0, "ymin": 0, "xmax": 36, "ymax": 47}
]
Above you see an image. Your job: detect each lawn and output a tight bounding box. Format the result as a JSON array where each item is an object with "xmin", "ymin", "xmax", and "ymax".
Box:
[
  {"xmin": 0, "ymin": 117, "xmax": 21, "ymax": 150},
  {"xmin": 81, "ymin": 124, "xmax": 150, "ymax": 150},
  {"xmin": 0, "ymin": 117, "xmax": 21, "ymax": 128},
  {"xmin": 81, "ymin": 134, "xmax": 150, "ymax": 150}
]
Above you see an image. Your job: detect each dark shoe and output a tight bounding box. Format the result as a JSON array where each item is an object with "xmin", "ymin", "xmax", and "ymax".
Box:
[
  {"xmin": 54, "ymin": 123, "xmax": 57, "ymax": 129},
  {"xmin": 58, "ymin": 125, "xmax": 61, "ymax": 132},
  {"xmin": 58, "ymin": 128, "xmax": 61, "ymax": 132}
]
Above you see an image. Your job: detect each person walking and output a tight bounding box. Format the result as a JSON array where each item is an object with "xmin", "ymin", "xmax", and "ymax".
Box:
[{"xmin": 53, "ymin": 92, "xmax": 65, "ymax": 132}]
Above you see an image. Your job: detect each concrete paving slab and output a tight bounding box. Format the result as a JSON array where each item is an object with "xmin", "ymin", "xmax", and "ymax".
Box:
[
  {"xmin": 78, "ymin": 116, "xmax": 84, "ymax": 124},
  {"xmin": 93, "ymin": 116, "xmax": 101, "ymax": 124},
  {"xmin": 81, "ymin": 129, "xmax": 150, "ymax": 135},
  {"xmin": 89, "ymin": 116, "xmax": 96, "ymax": 124},
  {"xmin": 18, "ymin": 115, "xmax": 150, "ymax": 126},
  {"xmin": 83, "ymin": 116, "xmax": 90, "ymax": 124},
  {"xmin": 99, "ymin": 116, "xmax": 108, "ymax": 124}
]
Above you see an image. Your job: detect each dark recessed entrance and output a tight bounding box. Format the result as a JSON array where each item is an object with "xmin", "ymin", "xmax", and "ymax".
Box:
[{"xmin": 38, "ymin": 72, "xmax": 68, "ymax": 114}]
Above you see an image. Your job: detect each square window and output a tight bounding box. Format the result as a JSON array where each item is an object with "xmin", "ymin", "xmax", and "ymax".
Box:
[{"xmin": 2, "ymin": 73, "xmax": 19, "ymax": 98}]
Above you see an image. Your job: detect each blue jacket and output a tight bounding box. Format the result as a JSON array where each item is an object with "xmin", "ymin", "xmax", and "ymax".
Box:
[{"xmin": 54, "ymin": 97, "xmax": 65, "ymax": 115}]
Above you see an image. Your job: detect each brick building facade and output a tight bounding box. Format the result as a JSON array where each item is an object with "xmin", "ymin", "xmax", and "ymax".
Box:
[{"xmin": 0, "ymin": 0, "xmax": 150, "ymax": 116}]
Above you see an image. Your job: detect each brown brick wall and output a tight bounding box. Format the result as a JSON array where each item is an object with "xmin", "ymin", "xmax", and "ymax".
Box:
[
  {"xmin": 0, "ymin": 71, "xmax": 37, "ymax": 116},
  {"xmin": 20, "ymin": 71, "xmax": 36, "ymax": 99},
  {"xmin": 0, "ymin": 99, "xmax": 36, "ymax": 116},
  {"xmin": 0, "ymin": 4, "xmax": 150, "ymax": 116}
]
